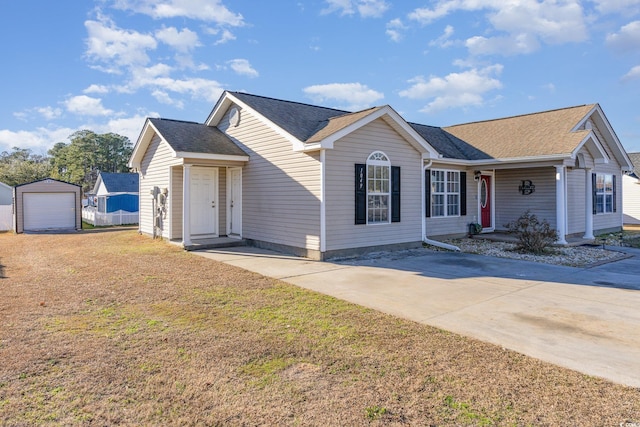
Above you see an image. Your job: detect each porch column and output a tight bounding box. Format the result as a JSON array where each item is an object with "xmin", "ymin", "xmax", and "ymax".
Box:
[
  {"xmin": 555, "ymin": 165, "xmax": 567, "ymax": 244},
  {"xmin": 583, "ymin": 167, "xmax": 594, "ymax": 239},
  {"xmin": 183, "ymin": 164, "xmax": 192, "ymax": 247}
]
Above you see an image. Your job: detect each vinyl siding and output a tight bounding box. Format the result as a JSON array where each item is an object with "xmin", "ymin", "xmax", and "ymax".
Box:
[
  {"xmin": 566, "ymin": 167, "xmax": 587, "ymax": 234},
  {"xmin": 170, "ymin": 166, "xmax": 183, "ymax": 240},
  {"xmin": 494, "ymin": 168, "xmax": 557, "ymax": 231},
  {"xmin": 425, "ymin": 164, "xmax": 473, "ymax": 238},
  {"xmin": 139, "ymin": 134, "xmax": 181, "ymax": 238},
  {"xmin": 219, "ymin": 105, "xmax": 321, "ymax": 251},
  {"xmin": 623, "ymin": 174, "xmax": 640, "ymax": 225},
  {"xmin": 14, "ymin": 180, "xmax": 81, "ymax": 233},
  {"xmin": 325, "ymin": 118, "xmax": 423, "ymax": 250}
]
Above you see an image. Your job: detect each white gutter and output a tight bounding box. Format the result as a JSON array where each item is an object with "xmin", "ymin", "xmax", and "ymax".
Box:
[
  {"xmin": 423, "ymin": 237, "xmax": 461, "ymax": 252},
  {"xmin": 422, "ymin": 157, "xmax": 461, "ymax": 252}
]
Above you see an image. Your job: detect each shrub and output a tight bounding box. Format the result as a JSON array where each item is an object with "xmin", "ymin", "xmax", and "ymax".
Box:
[{"xmin": 504, "ymin": 210, "xmax": 558, "ymax": 254}]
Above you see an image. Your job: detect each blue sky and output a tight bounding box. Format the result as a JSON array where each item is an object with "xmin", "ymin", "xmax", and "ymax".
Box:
[{"xmin": 1, "ymin": 0, "xmax": 640, "ymax": 156}]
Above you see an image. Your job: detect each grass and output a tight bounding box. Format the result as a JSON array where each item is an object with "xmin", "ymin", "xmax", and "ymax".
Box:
[{"xmin": 0, "ymin": 230, "xmax": 639, "ymax": 425}]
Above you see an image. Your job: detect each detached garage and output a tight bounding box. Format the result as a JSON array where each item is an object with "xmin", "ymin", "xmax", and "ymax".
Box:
[{"xmin": 14, "ymin": 178, "xmax": 81, "ymax": 233}]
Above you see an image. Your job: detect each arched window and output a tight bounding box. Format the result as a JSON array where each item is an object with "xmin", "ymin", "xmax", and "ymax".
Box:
[{"xmin": 367, "ymin": 151, "xmax": 390, "ymax": 223}]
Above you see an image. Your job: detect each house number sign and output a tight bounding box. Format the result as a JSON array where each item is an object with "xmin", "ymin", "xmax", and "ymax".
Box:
[{"xmin": 519, "ymin": 180, "xmax": 535, "ymax": 195}]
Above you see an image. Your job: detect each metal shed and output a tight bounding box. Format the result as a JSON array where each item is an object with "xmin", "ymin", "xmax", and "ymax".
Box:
[{"xmin": 14, "ymin": 178, "xmax": 82, "ymax": 233}]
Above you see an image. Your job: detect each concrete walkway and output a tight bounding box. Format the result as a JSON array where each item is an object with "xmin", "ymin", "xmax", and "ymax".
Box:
[{"xmin": 193, "ymin": 246, "xmax": 640, "ymax": 388}]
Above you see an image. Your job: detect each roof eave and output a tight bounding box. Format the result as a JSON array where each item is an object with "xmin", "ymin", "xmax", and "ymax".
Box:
[
  {"xmin": 299, "ymin": 106, "xmax": 440, "ymax": 156},
  {"xmin": 174, "ymin": 152, "xmax": 250, "ymax": 162}
]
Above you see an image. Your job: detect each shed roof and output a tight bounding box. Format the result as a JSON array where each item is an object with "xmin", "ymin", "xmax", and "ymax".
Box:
[
  {"xmin": 98, "ymin": 172, "xmax": 139, "ymax": 193},
  {"xmin": 443, "ymin": 105, "xmax": 596, "ymax": 159}
]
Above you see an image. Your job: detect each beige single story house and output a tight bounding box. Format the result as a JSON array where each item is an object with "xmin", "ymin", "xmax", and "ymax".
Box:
[
  {"xmin": 129, "ymin": 91, "xmax": 633, "ymax": 259},
  {"xmin": 623, "ymin": 153, "xmax": 640, "ymax": 225}
]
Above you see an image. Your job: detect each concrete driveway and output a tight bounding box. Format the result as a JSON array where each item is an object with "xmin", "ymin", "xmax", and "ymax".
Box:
[{"xmin": 194, "ymin": 245, "xmax": 640, "ymax": 388}]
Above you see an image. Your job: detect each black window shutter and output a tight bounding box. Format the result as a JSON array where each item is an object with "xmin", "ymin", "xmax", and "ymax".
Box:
[
  {"xmin": 425, "ymin": 169, "xmax": 431, "ymax": 218},
  {"xmin": 391, "ymin": 166, "xmax": 401, "ymax": 222},
  {"xmin": 355, "ymin": 164, "xmax": 366, "ymax": 224},
  {"xmin": 613, "ymin": 175, "xmax": 617, "ymax": 212},
  {"xmin": 592, "ymin": 173, "xmax": 597, "ymax": 215},
  {"xmin": 460, "ymin": 171, "xmax": 467, "ymax": 216}
]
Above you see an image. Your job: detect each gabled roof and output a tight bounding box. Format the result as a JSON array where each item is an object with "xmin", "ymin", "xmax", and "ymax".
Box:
[
  {"xmin": 129, "ymin": 117, "xmax": 249, "ymax": 169},
  {"xmin": 149, "ymin": 118, "xmax": 248, "ymax": 157},
  {"xmin": 628, "ymin": 152, "xmax": 640, "ymax": 177},
  {"xmin": 227, "ymin": 92, "xmax": 351, "ymax": 142},
  {"xmin": 208, "ymin": 91, "xmax": 438, "ymax": 156},
  {"xmin": 409, "ymin": 123, "xmax": 492, "ymax": 160},
  {"xmin": 95, "ymin": 172, "xmax": 139, "ymax": 194},
  {"xmin": 443, "ymin": 105, "xmax": 595, "ymax": 159}
]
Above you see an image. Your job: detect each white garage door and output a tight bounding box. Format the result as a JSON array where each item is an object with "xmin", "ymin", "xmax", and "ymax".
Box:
[{"xmin": 23, "ymin": 192, "xmax": 76, "ymax": 231}]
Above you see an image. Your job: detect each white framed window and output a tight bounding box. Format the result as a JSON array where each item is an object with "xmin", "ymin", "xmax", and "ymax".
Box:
[
  {"xmin": 431, "ymin": 169, "xmax": 460, "ymax": 217},
  {"xmin": 367, "ymin": 151, "xmax": 390, "ymax": 224},
  {"xmin": 595, "ymin": 173, "xmax": 614, "ymax": 214}
]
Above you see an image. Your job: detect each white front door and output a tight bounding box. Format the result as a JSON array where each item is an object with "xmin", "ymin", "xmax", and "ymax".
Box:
[
  {"xmin": 229, "ymin": 168, "xmax": 242, "ymax": 236},
  {"xmin": 190, "ymin": 167, "xmax": 218, "ymax": 237}
]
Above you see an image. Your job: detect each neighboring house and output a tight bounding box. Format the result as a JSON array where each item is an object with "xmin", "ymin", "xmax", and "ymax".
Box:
[
  {"xmin": 13, "ymin": 178, "xmax": 82, "ymax": 233},
  {"xmin": 129, "ymin": 91, "xmax": 633, "ymax": 260},
  {"xmin": 0, "ymin": 181, "xmax": 13, "ymax": 231},
  {"xmin": 91, "ymin": 172, "xmax": 139, "ymax": 214},
  {"xmin": 623, "ymin": 152, "xmax": 640, "ymax": 225}
]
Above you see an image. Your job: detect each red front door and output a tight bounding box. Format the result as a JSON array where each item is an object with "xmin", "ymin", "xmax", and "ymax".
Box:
[{"xmin": 480, "ymin": 175, "xmax": 491, "ymax": 229}]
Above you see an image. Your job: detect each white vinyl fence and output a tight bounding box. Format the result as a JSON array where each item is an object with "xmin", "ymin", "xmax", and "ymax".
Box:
[
  {"xmin": 0, "ymin": 205, "xmax": 12, "ymax": 231},
  {"xmin": 82, "ymin": 207, "xmax": 138, "ymax": 226}
]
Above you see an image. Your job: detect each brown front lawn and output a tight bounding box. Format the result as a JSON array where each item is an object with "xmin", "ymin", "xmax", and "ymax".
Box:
[{"xmin": 0, "ymin": 230, "xmax": 638, "ymax": 425}]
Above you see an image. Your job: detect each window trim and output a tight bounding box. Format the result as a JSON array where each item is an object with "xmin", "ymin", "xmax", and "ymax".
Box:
[
  {"xmin": 366, "ymin": 151, "xmax": 391, "ymax": 224},
  {"xmin": 430, "ymin": 169, "xmax": 461, "ymax": 218},
  {"xmin": 594, "ymin": 173, "xmax": 615, "ymax": 215}
]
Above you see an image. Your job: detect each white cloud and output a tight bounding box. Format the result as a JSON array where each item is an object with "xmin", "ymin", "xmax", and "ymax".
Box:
[
  {"xmin": 84, "ymin": 17, "xmax": 157, "ymax": 73},
  {"xmin": 593, "ymin": 0, "xmax": 640, "ymax": 15},
  {"xmin": 226, "ymin": 59, "xmax": 259, "ymax": 78},
  {"xmin": 399, "ymin": 64, "xmax": 503, "ymax": 113},
  {"xmin": 408, "ymin": 0, "xmax": 588, "ymax": 55},
  {"xmin": 84, "ymin": 84, "xmax": 110, "ymax": 94},
  {"xmin": 155, "ymin": 26, "xmax": 200, "ymax": 52},
  {"xmin": 303, "ymin": 83, "xmax": 384, "ymax": 110},
  {"xmin": 64, "ymin": 95, "xmax": 115, "ymax": 117},
  {"xmin": 466, "ymin": 33, "xmax": 539, "ymax": 56},
  {"xmin": 113, "ymin": 0, "xmax": 245, "ymax": 26},
  {"xmin": 358, "ymin": 0, "xmax": 390, "ymax": 17},
  {"xmin": 92, "ymin": 114, "xmax": 153, "ymax": 144},
  {"xmin": 212, "ymin": 28, "xmax": 236, "ymax": 45},
  {"xmin": 36, "ymin": 106, "xmax": 63, "ymax": 120},
  {"xmin": 623, "ymin": 65, "xmax": 640, "ymax": 81},
  {"xmin": 606, "ymin": 21, "xmax": 640, "ymax": 52},
  {"xmin": 386, "ymin": 18, "xmax": 407, "ymax": 42},
  {"xmin": 322, "ymin": 0, "xmax": 389, "ymax": 17},
  {"xmin": 0, "ymin": 127, "xmax": 76, "ymax": 154},
  {"xmin": 430, "ymin": 25, "xmax": 455, "ymax": 48}
]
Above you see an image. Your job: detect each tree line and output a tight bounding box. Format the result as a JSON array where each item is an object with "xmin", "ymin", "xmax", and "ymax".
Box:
[{"xmin": 0, "ymin": 130, "xmax": 133, "ymax": 193}]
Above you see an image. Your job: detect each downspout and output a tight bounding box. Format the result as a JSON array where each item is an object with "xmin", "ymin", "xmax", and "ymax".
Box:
[{"xmin": 422, "ymin": 158, "xmax": 460, "ymax": 252}]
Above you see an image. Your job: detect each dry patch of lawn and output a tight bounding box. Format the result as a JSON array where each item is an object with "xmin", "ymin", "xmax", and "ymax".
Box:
[{"xmin": 0, "ymin": 230, "xmax": 639, "ymax": 425}]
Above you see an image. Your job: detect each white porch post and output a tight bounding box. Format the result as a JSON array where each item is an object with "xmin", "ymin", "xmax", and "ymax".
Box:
[
  {"xmin": 583, "ymin": 168, "xmax": 594, "ymax": 239},
  {"xmin": 183, "ymin": 164, "xmax": 192, "ymax": 247},
  {"xmin": 555, "ymin": 165, "xmax": 567, "ymax": 244}
]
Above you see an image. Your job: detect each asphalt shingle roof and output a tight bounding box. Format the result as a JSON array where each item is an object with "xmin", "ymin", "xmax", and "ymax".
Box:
[
  {"xmin": 99, "ymin": 172, "xmax": 139, "ymax": 193},
  {"xmin": 230, "ymin": 92, "xmax": 351, "ymax": 142},
  {"xmin": 628, "ymin": 152, "xmax": 640, "ymax": 177},
  {"xmin": 149, "ymin": 118, "xmax": 248, "ymax": 157},
  {"xmin": 443, "ymin": 105, "xmax": 596, "ymax": 159},
  {"xmin": 146, "ymin": 93, "xmax": 603, "ymax": 163}
]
